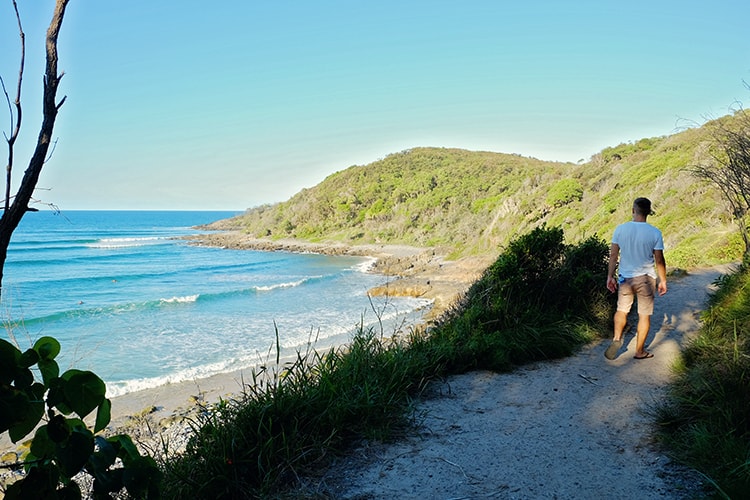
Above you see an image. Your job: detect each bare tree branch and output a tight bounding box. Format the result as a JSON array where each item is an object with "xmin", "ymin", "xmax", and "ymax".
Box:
[
  {"xmin": 0, "ymin": 0, "xmax": 70, "ymax": 292},
  {"xmin": 690, "ymin": 104, "xmax": 750, "ymax": 256},
  {"xmin": 3, "ymin": 0, "xmax": 25, "ymax": 212}
]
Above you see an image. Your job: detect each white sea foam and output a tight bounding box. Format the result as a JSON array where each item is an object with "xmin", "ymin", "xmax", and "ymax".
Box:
[
  {"xmin": 160, "ymin": 294, "xmax": 199, "ymax": 304},
  {"xmin": 87, "ymin": 237, "xmax": 166, "ymax": 249},
  {"xmin": 253, "ymin": 278, "xmax": 309, "ymax": 292},
  {"xmin": 279, "ymin": 297, "xmax": 434, "ymax": 349},
  {"xmin": 105, "ymin": 353, "xmax": 267, "ymax": 397},
  {"xmin": 353, "ymin": 257, "xmax": 377, "ymax": 273},
  {"xmin": 104, "ymin": 298, "xmax": 434, "ymax": 398}
]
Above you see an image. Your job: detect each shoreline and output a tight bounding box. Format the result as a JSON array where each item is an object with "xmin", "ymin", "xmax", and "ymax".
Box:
[
  {"xmin": 184, "ymin": 231, "xmax": 495, "ymax": 319},
  {"xmin": 105, "ymin": 234, "xmax": 491, "ymax": 455},
  {"xmin": 2, "ymin": 233, "xmax": 492, "ymax": 462}
]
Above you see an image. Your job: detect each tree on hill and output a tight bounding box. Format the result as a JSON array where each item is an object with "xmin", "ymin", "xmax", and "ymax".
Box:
[{"xmin": 691, "ymin": 105, "xmax": 750, "ymax": 258}]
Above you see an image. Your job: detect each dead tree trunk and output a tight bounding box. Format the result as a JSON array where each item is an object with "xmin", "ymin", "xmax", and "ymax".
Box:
[{"xmin": 0, "ymin": 0, "xmax": 70, "ymax": 294}]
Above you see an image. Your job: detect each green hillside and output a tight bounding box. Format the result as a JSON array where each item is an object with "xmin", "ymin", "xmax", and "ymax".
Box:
[{"xmin": 210, "ymin": 115, "xmax": 742, "ymax": 268}]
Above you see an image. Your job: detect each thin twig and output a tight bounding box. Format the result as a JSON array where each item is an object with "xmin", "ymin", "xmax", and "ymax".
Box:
[
  {"xmin": 578, "ymin": 373, "xmax": 599, "ymax": 385},
  {"xmin": 439, "ymin": 457, "xmax": 470, "ymax": 480}
]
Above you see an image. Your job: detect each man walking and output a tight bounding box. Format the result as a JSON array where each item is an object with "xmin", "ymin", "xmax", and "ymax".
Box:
[{"xmin": 605, "ymin": 197, "xmax": 667, "ymax": 360}]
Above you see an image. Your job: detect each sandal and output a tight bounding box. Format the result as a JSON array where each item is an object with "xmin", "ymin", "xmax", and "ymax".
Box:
[{"xmin": 604, "ymin": 339, "xmax": 623, "ymax": 360}]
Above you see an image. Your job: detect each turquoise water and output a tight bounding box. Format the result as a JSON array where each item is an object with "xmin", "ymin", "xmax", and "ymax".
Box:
[{"xmin": 1, "ymin": 211, "xmax": 431, "ymax": 396}]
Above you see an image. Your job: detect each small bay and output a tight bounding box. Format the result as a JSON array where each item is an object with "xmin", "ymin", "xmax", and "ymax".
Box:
[{"xmin": 1, "ymin": 211, "xmax": 431, "ymax": 396}]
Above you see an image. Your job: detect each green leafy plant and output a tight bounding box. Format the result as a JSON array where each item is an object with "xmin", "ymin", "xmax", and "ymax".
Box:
[
  {"xmin": 545, "ymin": 178, "xmax": 583, "ymax": 208},
  {"xmin": 428, "ymin": 225, "xmax": 613, "ymax": 373},
  {"xmin": 1, "ymin": 336, "xmax": 161, "ymax": 499}
]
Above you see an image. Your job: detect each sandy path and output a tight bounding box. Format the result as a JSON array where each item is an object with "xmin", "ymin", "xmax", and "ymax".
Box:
[{"xmin": 307, "ymin": 266, "xmax": 732, "ymax": 499}]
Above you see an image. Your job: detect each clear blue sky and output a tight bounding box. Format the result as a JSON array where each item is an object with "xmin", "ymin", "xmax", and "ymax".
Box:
[{"xmin": 2, "ymin": 1, "xmax": 749, "ymax": 210}]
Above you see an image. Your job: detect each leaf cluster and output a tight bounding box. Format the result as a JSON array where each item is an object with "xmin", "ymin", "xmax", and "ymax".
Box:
[{"xmin": 1, "ymin": 336, "xmax": 160, "ymax": 499}]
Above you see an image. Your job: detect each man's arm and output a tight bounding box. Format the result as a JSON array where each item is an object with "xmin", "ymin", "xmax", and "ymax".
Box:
[
  {"xmin": 654, "ymin": 249, "xmax": 667, "ymax": 295},
  {"xmin": 607, "ymin": 243, "xmax": 619, "ymax": 293}
]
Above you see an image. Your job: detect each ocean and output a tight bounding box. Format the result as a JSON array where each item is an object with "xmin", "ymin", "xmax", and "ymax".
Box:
[{"xmin": 1, "ymin": 211, "xmax": 432, "ymax": 397}]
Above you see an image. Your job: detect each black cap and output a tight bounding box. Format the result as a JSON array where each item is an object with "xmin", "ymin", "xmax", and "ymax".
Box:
[{"xmin": 634, "ymin": 197, "xmax": 654, "ymax": 216}]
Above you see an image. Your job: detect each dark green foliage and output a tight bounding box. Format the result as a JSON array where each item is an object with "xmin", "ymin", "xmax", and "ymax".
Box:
[
  {"xmin": 655, "ymin": 265, "xmax": 750, "ymax": 498},
  {"xmin": 427, "ymin": 226, "xmax": 613, "ymax": 373},
  {"xmin": 1, "ymin": 336, "xmax": 161, "ymax": 499},
  {"xmin": 545, "ymin": 178, "xmax": 583, "ymax": 208}
]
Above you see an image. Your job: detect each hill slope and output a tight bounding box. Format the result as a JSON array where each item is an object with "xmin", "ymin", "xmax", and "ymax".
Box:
[{"xmin": 208, "ymin": 115, "xmax": 742, "ymax": 268}]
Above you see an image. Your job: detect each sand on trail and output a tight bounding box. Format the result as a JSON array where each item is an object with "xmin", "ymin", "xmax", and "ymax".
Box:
[{"xmin": 302, "ymin": 265, "xmax": 733, "ymax": 499}]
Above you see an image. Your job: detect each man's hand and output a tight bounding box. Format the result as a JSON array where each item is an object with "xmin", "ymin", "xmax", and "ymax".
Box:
[
  {"xmin": 606, "ymin": 276, "xmax": 618, "ymax": 293},
  {"xmin": 607, "ymin": 244, "xmax": 620, "ymax": 294},
  {"xmin": 658, "ymin": 280, "xmax": 667, "ymax": 296}
]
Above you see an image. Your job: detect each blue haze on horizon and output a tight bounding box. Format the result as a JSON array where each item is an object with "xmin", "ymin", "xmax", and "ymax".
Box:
[{"xmin": 1, "ymin": 0, "xmax": 749, "ymax": 210}]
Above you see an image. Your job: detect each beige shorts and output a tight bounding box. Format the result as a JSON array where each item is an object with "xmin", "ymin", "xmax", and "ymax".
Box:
[{"xmin": 617, "ymin": 275, "xmax": 656, "ymax": 316}]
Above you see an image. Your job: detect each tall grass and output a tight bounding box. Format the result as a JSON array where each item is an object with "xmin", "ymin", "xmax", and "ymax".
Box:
[
  {"xmin": 654, "ymin": 264, "xmax": 750, "ymax": 499},
  {"xmin": 160, "ymin": 226, "xmax": 614, "ymax": 498},
  {"xmin": 161, "ymin": 328, "xmax": 437, "ymax": 498}
]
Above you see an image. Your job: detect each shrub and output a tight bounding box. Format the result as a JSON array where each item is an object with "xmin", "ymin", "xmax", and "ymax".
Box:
[
  {"xmin": 545, "ymin": 179, "xmax": 583, "ymax": 208},
  {"xmin": 1, "ymin": 336, "xmax": 160, "ymax": 499},
  {"xmin": 429, "ymin": 225, "xmax": 613, "ymax": 372}
]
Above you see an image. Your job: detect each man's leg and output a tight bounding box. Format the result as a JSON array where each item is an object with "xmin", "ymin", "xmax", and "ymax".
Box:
[
  {"xmin": 605, "ymin": 309, "xmax": 629, "ymax": 359},
  {"xmin": 606, "ymin": 280, "xmax": 635, "ymax": 359},
  {"xmin": 613, "ymin": 310, "xmax": 628, "ymax": 342},
  {"xmin": 634, "ymin": 314, "xmax": 652, "ymax": 358},
  {"xmin": 633, "ymin": 275, "xmax": 656, "ymax": 359}
]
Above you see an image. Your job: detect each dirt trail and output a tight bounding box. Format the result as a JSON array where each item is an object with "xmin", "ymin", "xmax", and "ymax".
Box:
[{"xmin": 306, "ymin": 265, "xmax": 733, "ymax": 499}]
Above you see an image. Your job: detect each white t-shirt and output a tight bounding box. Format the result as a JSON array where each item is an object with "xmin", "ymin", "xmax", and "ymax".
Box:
[{"xmin": 612, "ymin": 221, "xmax": 664, "ymax": 279}]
